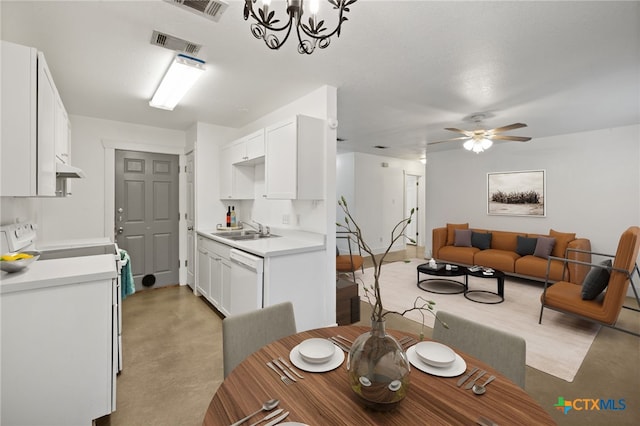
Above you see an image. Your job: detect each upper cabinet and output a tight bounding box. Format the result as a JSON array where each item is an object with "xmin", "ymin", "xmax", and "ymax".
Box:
[
  {"xmin": 265, "ymin": 115, "xmax": 325, "ymax": 200},
  {"xmin": 229, "ymin": 129, "xmax": 265, "ymax": 165},
  {"xmin": 219, "ymin": 144, "xmax": 255, "ymax": 200},
  {"xmin": 1, "ymin": 41, "xmax": 65, "ymax": 197}
]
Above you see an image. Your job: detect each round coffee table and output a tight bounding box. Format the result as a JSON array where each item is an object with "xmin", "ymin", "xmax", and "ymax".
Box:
[
  {"xmin": 464, "ymin": 267, "xmax": 505, "ymax": 304},
  {"xmin": 417, "ymin": 262, "xmax": 468, "ymax": 294}
]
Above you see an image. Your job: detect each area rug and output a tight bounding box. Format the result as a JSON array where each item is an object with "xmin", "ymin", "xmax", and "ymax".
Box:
[{"xmin": 357, "ymin": 259, "xmax": 601, "ymax": 382}]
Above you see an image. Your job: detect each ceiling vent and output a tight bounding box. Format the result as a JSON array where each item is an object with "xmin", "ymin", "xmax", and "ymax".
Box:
[
  {"xmin": 163, "ymin": 0, "xmax": 229, "ymax": 22},
  {"xmin": 151, "ymin": 31, "xmax": 202, "ymax": 55}
]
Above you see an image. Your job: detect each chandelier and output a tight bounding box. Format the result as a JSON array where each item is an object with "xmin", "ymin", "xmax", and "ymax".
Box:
[
  {"xmin": 243, "ymin": 0, "xmax": 357, "ymax": 54},
  {"xmin": 463, "ymin": 137, "xmax": 493, "ymax": 154}
]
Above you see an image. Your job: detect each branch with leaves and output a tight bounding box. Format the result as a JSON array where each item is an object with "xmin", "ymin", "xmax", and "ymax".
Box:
[{"xmin": 336, "ymin": 196, "xmax": 447, "ymax": 339}]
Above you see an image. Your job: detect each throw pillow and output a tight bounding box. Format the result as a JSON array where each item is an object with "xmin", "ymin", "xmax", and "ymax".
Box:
[
  {"xmin": 454, "ymin": 229, "xmax": 472, "ymax": 247},
  {"xmin": 581, "ymin": 259, "xmax": 612, "ymax": 300},
  {"xmin": 533, "ymin": 236, "xmax": 556, "ymax": 259},
  {"xmin": 446, "ymin": 223, "xmax": 469, "ymax": 245},
  {"xmin": 471, "ymin": 232, "xmax": 492, "ymax": 250},
  {"xmin": 516, "ymin": 236, "xmax": 538, "ymax": 256},
  {"xmin": 549, "ymin": 229, "xmax": 576, "ymax": 258}
]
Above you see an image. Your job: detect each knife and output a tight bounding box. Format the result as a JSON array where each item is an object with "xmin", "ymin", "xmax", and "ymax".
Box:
[
  {"xmin": 248, "ymin": 408, "xmax": 284, "ymax": 426},
  {"xmin": 278, "ymin": 356, "xmax": 304, "ymax": 379},
  {"xmin": 457, "ymin": 366, "xmax": 478, "ymax": 387},
  {"xmin": 465, "ymin": 370, "xmax": 487, "ymax": 390},
  {"xmin": 272, "ymin": 359, "xmax": 297, "ymax": 382},
  {"xmin": 263, "ymin": 411, "xmax": 289, "ymax": 426},
  {"xmin": 328, "ymin": 337, "xmax": 350, "ymax": 353}
]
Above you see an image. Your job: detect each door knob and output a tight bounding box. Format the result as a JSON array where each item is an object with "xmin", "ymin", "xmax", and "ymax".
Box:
[{"xmin": 118, "ymin": 227, "xmax": 124, "ymax": 234}]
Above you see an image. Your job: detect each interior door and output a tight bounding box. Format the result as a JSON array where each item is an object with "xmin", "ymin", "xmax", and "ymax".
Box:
[
  {"xmin": 405, "ymin": 173, "xmax": 419, "ymax": 245},
  {"xmin": 115, "ymin": 150, "xmax": 179, "ymax": 291},
  {"xmin": 186, "ymin": 151, "xmax": 195, "ymax": 290}
]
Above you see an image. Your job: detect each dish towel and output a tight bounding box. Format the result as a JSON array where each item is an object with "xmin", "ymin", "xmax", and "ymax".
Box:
[{"xmin": 120, "ymin": 249, "xmax": 135, "ymax": 299}]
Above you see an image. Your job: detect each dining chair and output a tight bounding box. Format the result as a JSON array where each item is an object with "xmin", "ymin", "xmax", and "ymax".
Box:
[
  {"xmin": 432, "ymin": 310, "xmax": 526, "ymax": 388},
  {"xmin": 222, "ymin": 301, "xmax": 297, "ymax": 378}
]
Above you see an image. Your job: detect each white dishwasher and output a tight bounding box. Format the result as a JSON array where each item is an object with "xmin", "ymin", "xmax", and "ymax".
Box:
[{"xmin": 229, "ymin": 249, "xmax": 264, "ymax": 315}]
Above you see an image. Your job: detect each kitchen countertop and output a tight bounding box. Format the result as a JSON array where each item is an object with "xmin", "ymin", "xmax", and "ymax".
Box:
[
  {"xmin": 0, "ymin": 254, "xmax": 117, "ymax": 294},
  {"xmin": 196, "ymin": 228, "xmax": 325, "ymax": 257}
]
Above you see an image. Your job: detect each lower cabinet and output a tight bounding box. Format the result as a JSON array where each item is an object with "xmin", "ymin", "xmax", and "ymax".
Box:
[{"xmin": 196, "ymin": 236, "xmax": 231, "ymax": 315}]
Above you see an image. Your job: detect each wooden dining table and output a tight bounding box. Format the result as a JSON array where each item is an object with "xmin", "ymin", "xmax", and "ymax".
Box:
[{"xmin": 203, "ymin": 325, "xmax": 555, "ymax": 425}]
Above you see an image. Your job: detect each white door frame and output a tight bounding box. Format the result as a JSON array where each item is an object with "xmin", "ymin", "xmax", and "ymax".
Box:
[{"xmin": 102, "ymin": 139, "xmax": 187, "ymax": 285}]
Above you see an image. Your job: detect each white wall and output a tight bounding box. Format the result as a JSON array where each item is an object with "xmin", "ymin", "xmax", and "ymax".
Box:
[
  {"xmin": 336, "ymin": 152, "xmax": 425, "ymax": 255},
  {"xmin": 425, "ymin": 124, "xmax": 640, "ymax": 259}
]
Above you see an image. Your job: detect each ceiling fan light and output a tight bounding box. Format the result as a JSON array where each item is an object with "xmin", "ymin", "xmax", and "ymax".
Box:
[
  {"xmin": 481, "ymin": 138, "xmax": 493, "ymax": 149},
  {"xmin": 463, "ymin": 140, "xmax": 475, "ymax": 151},
  {"xmin": 471, "ymin": 142, "xmax": 484, "ymax": 153}
]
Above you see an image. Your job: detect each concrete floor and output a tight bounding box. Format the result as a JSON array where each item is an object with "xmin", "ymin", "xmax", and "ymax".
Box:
[{"xmin": 97, "ymin": 269, "xmax": 639, "ymax": 426}]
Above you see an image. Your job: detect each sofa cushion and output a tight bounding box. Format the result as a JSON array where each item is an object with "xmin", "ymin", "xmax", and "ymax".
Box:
[
  {"xmin": 471, "ymin": 231, "xmax": 492, "ymax": 250},
  {"xmin": 446, "ymin": 223, "xmax": 469, "ymax": 245},
  {"xmin": 438, "ymin": 245, "xmax": 479, "ymax": 265},
  {"xmin": 516, "ymin": 236, "xmax": 538, "ymax": 256},
  {"xmin": 454, "ymin": 229, "xmax": 472, "ymax": 247},
  {"xmin": 550, "ymin": 229, "xmax": 576, "ymax": 258},
  {"xmin": 474, "ymin": 249, "xmax": 519, "ymax": 273},
  {"xmin": 534, "ymin": 236, "xmax": 556, "ymax": 259},
  {"xmin": 490, "ymin": 230, "xmax": 523, "ymax": 252},
  {"xmin": 516, "ymin": 255, "xmax": 566, "ymax": 281},
  {"xmin": 581, "ymin": 259, "xmax": 612, "ymax": 300}
]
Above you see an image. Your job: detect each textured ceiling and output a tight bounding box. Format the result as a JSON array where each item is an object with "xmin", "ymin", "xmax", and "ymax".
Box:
[{"xmin": 1, "ymin": 0, "xmax": 638, "ymax": 160}]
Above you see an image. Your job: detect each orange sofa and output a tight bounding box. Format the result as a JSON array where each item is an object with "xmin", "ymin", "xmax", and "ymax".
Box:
[{"xmin": 432, "ymin": 223, "xmax": 592, "ymax": 284}]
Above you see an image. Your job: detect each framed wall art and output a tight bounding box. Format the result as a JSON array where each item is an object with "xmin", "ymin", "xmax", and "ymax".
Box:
[{"xmin": 487, "ymin": 170, "xmax": 546, "ymax": 217}]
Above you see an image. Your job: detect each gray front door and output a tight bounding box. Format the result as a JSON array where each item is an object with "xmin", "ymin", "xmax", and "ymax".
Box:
[{"xmin": 115, "ymin": 150, "xmax": 179, "ymax": 291}]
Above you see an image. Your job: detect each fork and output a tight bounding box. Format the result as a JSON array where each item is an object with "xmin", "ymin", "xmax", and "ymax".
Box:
[{"xmin": 266, "ymin": 361, "xmax": 294, "ymax": 385}]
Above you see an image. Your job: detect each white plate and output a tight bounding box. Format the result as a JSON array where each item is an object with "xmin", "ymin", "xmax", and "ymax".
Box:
[
  {"xmin": 414, "ymin": 341, "xmax": 456, "ymax": 367},
  {"xmin": 297, "ymin": 338, "xmax": 335, "ymax": 364},
  {"xmin": 406, "ymin": 345, "xmax": 466, "ymax": 377},
  {"xmin": 289, "ymin": 343, "xmax": 345, "ymax": 372}
]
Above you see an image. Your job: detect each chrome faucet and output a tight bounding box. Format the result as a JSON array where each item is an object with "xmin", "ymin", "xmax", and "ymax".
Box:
[{"xmin": 241, "ymin": 220, "xmax": 269, "ymax": 236}]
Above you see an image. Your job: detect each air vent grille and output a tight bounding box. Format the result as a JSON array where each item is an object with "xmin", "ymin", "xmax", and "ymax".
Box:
[
  {"xmin": 164, "ymin": 0, "xmax": 229, "ymax": 22},
  {"xmin": 151, "ymin": 31, "xmax": 202, "ymax": 55}
]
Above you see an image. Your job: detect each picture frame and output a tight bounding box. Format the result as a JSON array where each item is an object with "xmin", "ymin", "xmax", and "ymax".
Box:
[{"xmin": 487, "ymin": 170, "xmax": 546, "ymax": 217}]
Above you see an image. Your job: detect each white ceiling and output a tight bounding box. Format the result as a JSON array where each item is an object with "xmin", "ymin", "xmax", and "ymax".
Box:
[{"xmin": 2, "ymin": 1, "xmax": 639, "ymax": 160}]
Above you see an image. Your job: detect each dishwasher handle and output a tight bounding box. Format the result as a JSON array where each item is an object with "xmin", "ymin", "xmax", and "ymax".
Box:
[{"xmin": 230, "ymin": 249, "xmax": 263, "ymax": 273}]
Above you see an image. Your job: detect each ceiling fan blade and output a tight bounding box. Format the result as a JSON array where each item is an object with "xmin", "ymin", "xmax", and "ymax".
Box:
[
  {"xmin": 445, "ymin": 128, "xmax": 474, "ymax": 137},
  {"xmin": 428, "ymin": 136, "xmax": 470, "ymax": 145},
  {"xmin": 490, "ymin": 135, "xmax": 532, "ymax": 142},
  {"xmin": 489, "ymin": 123, "xmax": 528, "ymax": 134}
]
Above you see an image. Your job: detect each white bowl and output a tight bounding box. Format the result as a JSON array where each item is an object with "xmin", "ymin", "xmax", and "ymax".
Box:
[
  {"xmin": 414, "ymin": 341, "xmax": 456, "ymax": 368},
  {"xmin": 0, "ymin": 251, "xmax": 40, "ymax": 273},
  {"xmin": 297, "ymin": 338, "xmax": 335, "ymax": 364}
]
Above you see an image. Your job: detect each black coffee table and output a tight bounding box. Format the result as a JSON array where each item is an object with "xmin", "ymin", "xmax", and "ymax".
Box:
[
  {"xmin": 417, "ymin": 262, "xmax": 468, "ymax": 294},
  {"xmin": 464, "ymin": 267, "xmax": 505, "ymax": 304}
]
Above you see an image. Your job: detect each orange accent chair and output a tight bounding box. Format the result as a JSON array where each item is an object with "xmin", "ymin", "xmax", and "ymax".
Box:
[
  {"xmin": 539, "ymin": 226, "xmax": 640, "ymax": 337},
  {"xmin": 336, "ymin": 231, "xmax": 364, "ymax": 282}
]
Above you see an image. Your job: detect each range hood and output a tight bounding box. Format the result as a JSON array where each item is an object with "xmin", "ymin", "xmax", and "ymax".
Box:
[{"xmin": 56, "ymin": 163, "xmax": 86, "ymax": 178}]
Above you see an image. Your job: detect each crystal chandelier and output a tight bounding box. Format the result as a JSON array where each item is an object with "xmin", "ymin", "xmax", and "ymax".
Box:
[{"xmin": 243, "ymin": 0, "xmax": 357, "ymax": 54}]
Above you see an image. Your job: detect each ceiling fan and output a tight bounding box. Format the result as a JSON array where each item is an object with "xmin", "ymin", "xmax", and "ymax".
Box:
[{"xmin": 429, "ymin": 114, "xmax": 532, "ymax": 153}]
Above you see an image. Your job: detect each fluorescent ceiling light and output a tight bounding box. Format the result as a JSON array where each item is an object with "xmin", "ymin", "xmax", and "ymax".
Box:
[{"xmin": 149, "ymin": 54, "xmax": 205, "ymax": 111}]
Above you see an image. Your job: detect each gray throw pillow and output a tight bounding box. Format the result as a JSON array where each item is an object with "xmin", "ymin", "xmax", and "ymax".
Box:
[
  {"xmin": 533, "ymin": 236, "xmax": 556, "ymax": 259},
  {"xmin": 581, "ymin": 259, "xmax": 612, "ymax": 300},
  {"xmin": 471, "ymin": 232, "xmax": 492, "ymax": 250},
  {"xmin": 454, "ymin": 229, "xmax": 472, "ymax": 247},
  {"xmin": 516, "ymin": 236, "xmax": 538, "ymax": 256}
]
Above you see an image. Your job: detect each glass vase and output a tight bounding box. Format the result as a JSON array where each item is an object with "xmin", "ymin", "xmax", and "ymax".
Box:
[{"xmin": 347, "ymin": 319, "xmax": 411, "ymax": 411}]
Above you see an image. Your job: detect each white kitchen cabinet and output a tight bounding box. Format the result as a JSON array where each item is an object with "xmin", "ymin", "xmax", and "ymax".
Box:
[
  {"xmin": 55, "ymin": 96, "xmax": 70, "ymax": 164},
  {"xmin": 1, "ymin": 41, "xmax": 59, "ymax": 197},
  {"xmin": 1, "ymin": 270, "xmax": 116, "ymax": 425},
  {"xmin": 196, "ymin": 235, "xmax": 231, "ymax": 314},
  {"xmin": 196, "ymin": 243, "xmax": 211, "ymax": 299},
  {"xmin": 219, "ymin": 144, "xmax": 255, "ymax": 200},
  {"xmin": 229, "ymin": 129, "xmax": 265, "ymax": 165},
  {"xmin": 265, "ymin": 115, "xmax": 325, "ymax": 200}
]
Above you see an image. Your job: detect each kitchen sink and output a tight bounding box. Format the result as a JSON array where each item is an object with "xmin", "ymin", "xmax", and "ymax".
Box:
[{"xmin": 212, "ymin": 230, "xmax": 280, "ymax": 241}]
